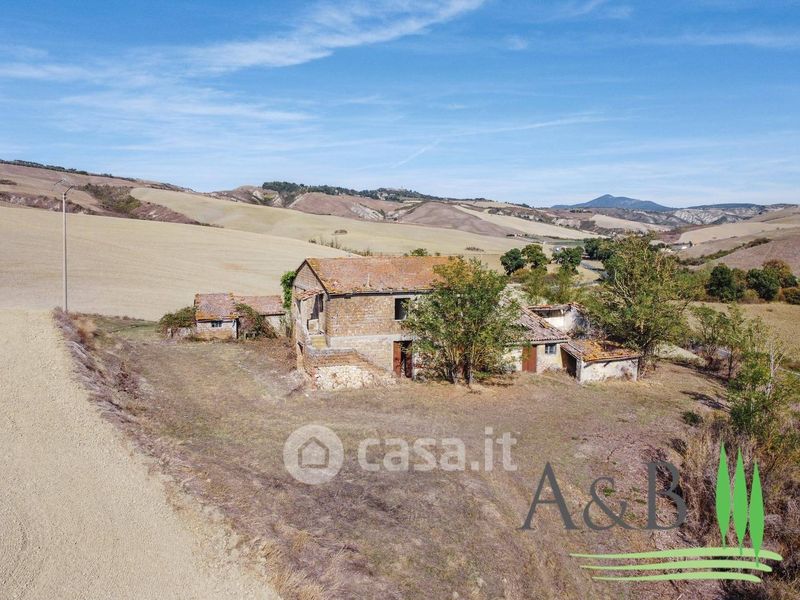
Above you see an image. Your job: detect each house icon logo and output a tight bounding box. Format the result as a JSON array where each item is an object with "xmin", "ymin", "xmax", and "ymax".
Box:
[
  {"xmin": 298, "ymin": 437, "xmax": 330, "ymax": 469},
  {"xmin": 283, "ymin": 425, "xmax": 344, "ymax": 484}
]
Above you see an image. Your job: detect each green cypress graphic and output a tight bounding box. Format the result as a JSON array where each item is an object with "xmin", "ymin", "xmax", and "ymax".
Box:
[
  {"xmin": 733, "ymin": 450, "xmax": 749, "ymax": 555},
  {"xmin": 750, "ymin": 461, "xmax": 764, "ymax": 563},
  {"xmin": 716, "ymin": 443, "xmax": 731, "ymax": 547}
]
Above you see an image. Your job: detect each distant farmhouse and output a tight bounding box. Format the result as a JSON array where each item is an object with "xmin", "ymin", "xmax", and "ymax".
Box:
[
  {"xmin": 194, "ymin": 293, "xmax": 285, "ymax": 340},
  {"xmin": 290, "ymin": 256, "xmax": 640, "ymax": 389}
]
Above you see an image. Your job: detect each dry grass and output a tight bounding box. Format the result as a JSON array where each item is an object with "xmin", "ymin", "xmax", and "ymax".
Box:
[
  {"xmin": 79, "ymin": 317, "xmax": 730, "ymax": 600},
  {"xmin": 0, "ymin": 205, "xmax": 346, "ymax": 319}
]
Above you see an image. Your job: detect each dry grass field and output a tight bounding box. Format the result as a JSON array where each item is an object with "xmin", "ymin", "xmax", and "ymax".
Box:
[
  {"xmin": 78, "ymin": 316, "xmax": 724, "ymax": 600},
  {"xmin": 0, "ymin": 205, "xmax": 346, "ymax": 320},
  {"xmin": 132, "ymin": 187, "xmax": 534, "ymax": 255}
]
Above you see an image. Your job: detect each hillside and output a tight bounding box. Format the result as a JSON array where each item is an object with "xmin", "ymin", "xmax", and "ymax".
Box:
[
  {"xmin": 130, "ymin": 187, "xmax": 545, "ymax": 253},
  {"xmin": 0, "ymin": 205, "xmax": 346, "ymax": 319}
]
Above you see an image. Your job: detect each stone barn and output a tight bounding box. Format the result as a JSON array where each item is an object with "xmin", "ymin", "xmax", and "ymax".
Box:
[
  {"xmin": 291, "ymin": 256, "xmax": 453, "ymax": 387},
  {"xmin": 508, "ymin": 307, "xmax": 569, "ymax": 373},
  {"xmin": 194, "ymin": 293, "xmax": 285, "ymax": 340},
  {"xmin": 561, "ymin": 339, "xmax": 640, "ymax": 383}
]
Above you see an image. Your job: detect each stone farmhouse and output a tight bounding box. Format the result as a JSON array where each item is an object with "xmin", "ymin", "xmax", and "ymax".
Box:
[
  {"xmin": 194, "ymin": 293, "xmax": 285, "ymax": 340},
  {"xmin": 290, "ymin": 256, "xmax": 640, "ymax": 388},
  {"xmin": 291, "ymin": 256, "xmax": 452, "ymax": 388}
]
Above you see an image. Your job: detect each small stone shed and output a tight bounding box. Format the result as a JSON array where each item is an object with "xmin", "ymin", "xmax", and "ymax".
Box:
[
  {"xmin": 509, "ymin": 307, "xmax": 569, "ymax": 373},
  {"xmin": 561, "ymin": 339, "xmax": 640, "ymax": 383},
  {"xmin": 194, "ymin": 293, "xmax": 285, "ymax": 340}
]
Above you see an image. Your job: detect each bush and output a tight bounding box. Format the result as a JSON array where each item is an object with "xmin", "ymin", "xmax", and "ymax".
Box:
[
  {"xmin": 681, "ymin": 410, "xmax": 703, "ymax": 426},
  {"xmin": 235, "ymin": 303, "xmax": 276, "ymax": 338},
  {"xmin": 280, "ymin": 270, "xmax": 296, "ymax": 310},
  {"xmin": 783, "ymin": 287, "xmax": 800, "ymax": 305},
  {"xmin": 740, "ymin": 288, "xmax": 761, "ymax": 304},
  {"xmin": 158, "ymin": 306, "xmax": 195, "ymax": 333},
  {"xmin": 746, "ymin": 267, "xmax": 781, "ymax": 301}
]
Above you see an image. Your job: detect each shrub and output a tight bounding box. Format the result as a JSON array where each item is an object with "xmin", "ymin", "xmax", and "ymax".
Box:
[
  {"xmin": 464, "ymin": 246, "xmax": 484, "ymax": 252},
  {"xmin": 783, "ymin": 287, "xmax": 800, "ymax": 305},
  {"xmin": 158, "ymin": 306, "xmax": 195, "ymax": 333},
  {"xmin": 681, "ymin": 410, "xmax": 703, "ymax": 426},
  {"xmin": 235, "ymin": 303, "xmax": 276, "ymax": 338},
  {"xmin": 740, "ymin": 289, "xmax": 760, "ymax": 304},
  {"xmin": 746, "ymin": 267, "xmax": 781, "ymax": 301}
]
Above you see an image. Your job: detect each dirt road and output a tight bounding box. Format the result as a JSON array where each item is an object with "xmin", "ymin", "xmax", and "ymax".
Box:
[{"xmin": 0, "ymin": 310, "xmax": 278, "ymax": 599}]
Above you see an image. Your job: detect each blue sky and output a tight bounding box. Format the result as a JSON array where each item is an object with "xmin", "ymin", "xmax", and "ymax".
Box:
[{"xmin": 1, "ymin": 1, "xmax": 798, "ymax": 206}]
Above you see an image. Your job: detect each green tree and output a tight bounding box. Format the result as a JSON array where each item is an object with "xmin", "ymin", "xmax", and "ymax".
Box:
[
  {"xmin": 746, "ymin": 268, "xmax": 781, "ymax": 301},
  {"xmin": 521, "ymin": 243, "xmax": 548, "ymax": 271},
  {"xmin": 402, "ymin": 257, "xmax": 520, "ymax": 384},
  {"xmin": 762, "ymin": 259, "xmax": 797, "ymax": 288},
  {"xmin": 500, "ymin": 248, "xmax": 525, "ymax": 275},
  {"xmin": 544, "ymin": 266, "xmax": 579, "ymax": 304},
  {"xmin": 407, "ymin": 247, "xmax": 430, "ymax": 256},
  {"xmin": 707, "ymin": 264, "xmax": 745, "ymax": 301},
  {"xmin": 521, "ymin": 267, "xmax": 547, "ymax": 303},
  {"xmin": 552, "ymin": 246, "xmax": 583, "ymax": 274},
  {"xmin": 584, "ymin": 238, "xmax": 615, "ymax": 261},
  {"xmin": 691, "ymin": 305, "xmax": 730, "ymax": 369},
  {"xmin": 588, "ymin": 235, "xmax": 692, "ymax": 371}
]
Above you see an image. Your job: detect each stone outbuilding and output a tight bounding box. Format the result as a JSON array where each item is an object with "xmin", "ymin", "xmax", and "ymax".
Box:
[
  {"xmin": 194, "ymin": 293, "xmax": 285, "ymax": 340},
  {"xmin": 561, "ymin": 338, "xmax": 640, "ymax": 383},
  {"xmin": 509, "ymin": 307, "xmax": 569, "ymax": 373},
  {"xmin": 291, "ymin": 255, "xmax": 453, "ymax": 387}
]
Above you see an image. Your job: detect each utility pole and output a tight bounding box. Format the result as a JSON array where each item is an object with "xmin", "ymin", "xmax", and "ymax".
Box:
[{"xmin": 55, "ymin": 179, "xmax": 74, "ymax": 313}]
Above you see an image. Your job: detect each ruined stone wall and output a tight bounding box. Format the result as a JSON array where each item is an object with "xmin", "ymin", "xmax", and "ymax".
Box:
[{"xmin": 578, "ymin": 358, "xmax": 638, "ymax": 383}]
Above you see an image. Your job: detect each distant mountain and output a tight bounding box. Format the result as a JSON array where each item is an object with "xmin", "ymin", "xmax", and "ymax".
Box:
[{"xmin": 552, "ymin": 194, "xmax": 674, "ymax": 212}]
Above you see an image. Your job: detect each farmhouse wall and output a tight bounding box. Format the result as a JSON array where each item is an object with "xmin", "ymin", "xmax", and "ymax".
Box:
[
  {"xmin": 578, "ymin": 358, "xmax": 638, "ymax": 383},
  {"xmin": 196, "ymin": 319, "xmax": 237, "ymax": 340}
]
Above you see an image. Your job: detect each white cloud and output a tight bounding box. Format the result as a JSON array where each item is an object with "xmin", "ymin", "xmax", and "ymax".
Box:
[{"xmin": 183, "ymin": 0, "xmax": 486, "ymax": 73}]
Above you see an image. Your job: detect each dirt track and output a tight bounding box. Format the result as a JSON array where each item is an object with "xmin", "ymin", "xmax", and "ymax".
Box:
[{"xmin": 0, "ymin": 310, "xmax": 278, "ymax": 599}]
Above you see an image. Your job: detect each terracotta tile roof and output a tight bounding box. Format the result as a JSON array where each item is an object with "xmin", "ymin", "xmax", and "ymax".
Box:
[
  {"xmin": 233, "ymin": 295, "xmax": 284, "ymax": 316},
  {"xmin": 517, "ymin": 307, "xmax": 569, "ymax": 343},
  {"xmin": 564, "ymin": 339, "xmax": 641, "ymax": 363},
  {"xmin": 296, "ymin": 288, "xmax": 323, "ymax": 301},
  {"xmin": 304, "ymin": 256, "xmax": 454, "ymax": 294},
  {"xmin": 194, "ymin": 293, "xmax": 284, "ymax": 320}
]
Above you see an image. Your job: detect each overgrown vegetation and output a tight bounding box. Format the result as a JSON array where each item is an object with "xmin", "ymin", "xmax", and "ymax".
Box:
[
  {"xmin": 234, "ymin": 303, "xmax": 277, "ymax": 338},
  {"xmin": 681, "ymin": 312, "xmax": 800, "ymax": 599},
  {"xmin": 80, "ymin": 183, "xmax": 141, "ymax": 214},
  {"xmin": 280, "ymin": 270, "xmax": 296, "ymax": 311},
  {"xmin": 402, "ymin": 257, "xmax": 520, "ymax": 384},
  {"xmin": 705, "ymin": 260, "xmax": 798, "ymax": 303},
  {"xmin": 587, "ymin": 235, "xmax": 694, "ymax": 370},
  {"xmin": 157, "ymin": 306, "xmax": 195, "ymax": 333},
  {"xmin": 679, "ymin": 237, "xmax": 770, "ymax": 266}
]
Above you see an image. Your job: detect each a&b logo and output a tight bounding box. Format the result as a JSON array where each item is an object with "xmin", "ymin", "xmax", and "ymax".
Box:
[{"xmin": 571, "ymin": 444, "xmax": 783, "ymax": 584}]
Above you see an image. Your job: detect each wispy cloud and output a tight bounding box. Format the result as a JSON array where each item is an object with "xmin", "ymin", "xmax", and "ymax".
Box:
[
  {"xmin": 648, "ymin": 30, "xmax": 800, "ymax": 49},
  {"xmin": 182, "ymin": 0, "xmax": 486, "ymax": 73},
  {"xmin": 392, "ymin": 140, "xmax": 441, "ymax": 167}
]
